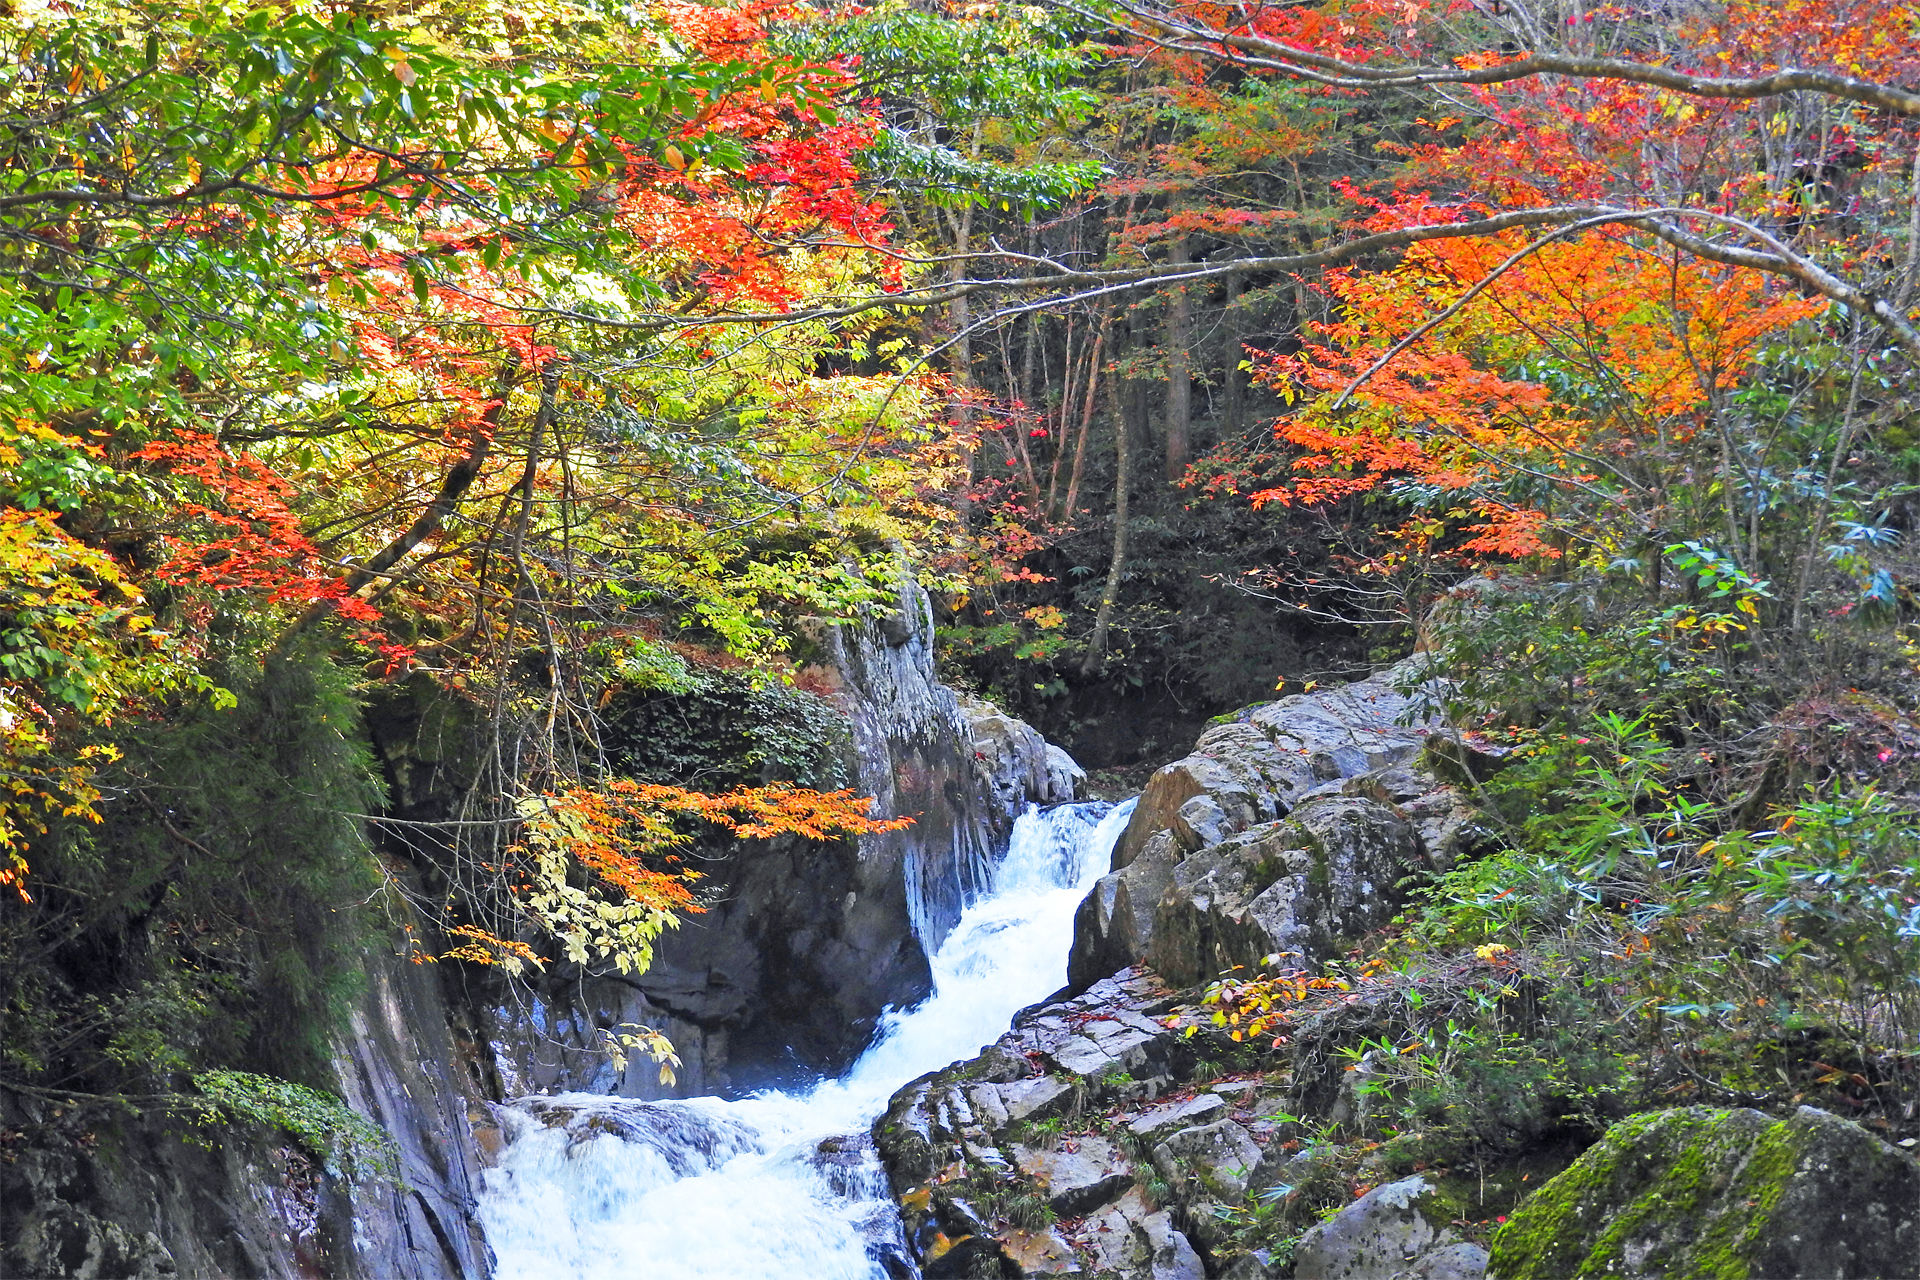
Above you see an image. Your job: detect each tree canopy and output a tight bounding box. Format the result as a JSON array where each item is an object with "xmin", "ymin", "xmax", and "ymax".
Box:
[{"xmin": 4, "ymin": 0, "xmax": 1919, "ymax": 1106}]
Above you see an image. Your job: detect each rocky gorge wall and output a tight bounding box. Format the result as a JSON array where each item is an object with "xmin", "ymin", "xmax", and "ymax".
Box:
[
  {"xmin": 4, "ymin": 578, "xmax": 1084, "ymax": 1280},
  {"xmin": 470, "ymin": 575, "xmax": 1084, "ymax": 1101}
]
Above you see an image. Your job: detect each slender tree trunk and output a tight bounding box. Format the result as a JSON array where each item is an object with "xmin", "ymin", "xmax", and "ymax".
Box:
[
  {"xmin": 1001, "ymin": 324, "xmax": 1040, "ymax": 508},
  {"xmin": 947, "ymin": 209, "xmax": 976, "ymax": 522},
  {"xmin": 1047, "ymin": 316, "xmax": 1077, "ymax": 516},
  {"xmin": 1164, "ymin": 235, "xmax": 1192, "ymax": 481},
  {"xmin": 1082, "ymin": 360, "xmax": 1132, "ymax": 675},
  {"xmin": 1222, "ymin": 269, "xmax": 1246, "ymax": 438},
  {"xmin": 944, "ymin": 125, "xmax": 983, "ymax": 522},
  {"xmin": 1062, "ymin": 317, "xmax": 1107, "ymax": 522}
]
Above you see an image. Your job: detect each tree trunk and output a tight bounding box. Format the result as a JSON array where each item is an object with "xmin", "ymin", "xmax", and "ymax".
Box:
[
  {"xmin": 1222, "ymin": 268, "xmax": 1246, "ymax": 438},
  {"xmin": 1061, "ymin": 319, "xmax": 1105, "ymax": 521},
  {"xmin": 1164, "ymin": 235, "xmax": 1192, "ymax": 481},
  {"xmin": 947, "ymin": 206, "xmax": 977, "ymax": 522},
  {"xmin": 1082, "ymin": 363, "xmax": 1132, "ymax": 676}
]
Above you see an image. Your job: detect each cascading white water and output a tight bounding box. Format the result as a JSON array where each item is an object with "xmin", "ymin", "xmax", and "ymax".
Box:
[{"xmin": 478, "ymin": 796, "xmax": 1137, "ymax": 1280}]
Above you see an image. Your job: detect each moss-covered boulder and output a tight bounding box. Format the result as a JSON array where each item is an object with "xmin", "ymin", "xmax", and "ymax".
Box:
[{"xmin": 1489, "ymin": 1106, "xmax": 1920, "ymax": 1279}]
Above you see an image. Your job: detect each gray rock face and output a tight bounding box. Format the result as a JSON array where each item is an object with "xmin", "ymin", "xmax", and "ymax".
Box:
[
  {"xmin": 1292, "ymin": 1176, "xmax": 1467, "ymax": 1280},
  {"xmin": 1015, "ymin": 1138, "xmax": 1135, "ymax": 1215},
  {"xmin": 1137, "ymin": 1209, "xmax": 1206, "ymax": 1279},
  {"xmin": 830, "ymin": 576, "xmax": 1085, "ymax": 956},
  {"xmin": 1127, "ymin": 1093, "xmax": 1228, "ymax": 1142},
  {"xmin": 1489, "ymin": 1105, "xmax": 1920, "ymax": 1280},
  {"xmin": 1151, "ymin": 1119, "xmax": 1263, "ymax": 1200},
  {"xmin": 1405, "ymin": 1242, "xmax": 1492, "ymax": 1280},
  {"xmin": 333, "ymin": 950, "xmax": 494, "ymax": 1279},
  {"xmin": 1071, "ymin": 659, "xmax": 1475, "ymax": 991},
  {"xmin": 2, "ymin": 936, "xmax": 494, "ymax": 1280},
  {"xmin": 1111, "ymin": 661, "xmax": 1440, "ymax": 870},
  {"xmin": 1147, "ymin": 797, "xmax": 1420, "ymax": 989}
]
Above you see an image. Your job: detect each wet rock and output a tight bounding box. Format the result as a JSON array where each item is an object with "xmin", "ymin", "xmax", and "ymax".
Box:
[
  {"xmin": 832, "ymin": 576, "xmax": 1087, "ymax": 956},
  {"xmin": 1152, "ymin": 1120, "xmax": 1263, "ymax": 1201},
  {"xmin": 1488, "ymin": 1105, "xmax": 1920, "ymax": 1280},
  {"xmin": 1014, "ymin": 1138, "xmax": 1135, "ymax": 1215},
  {"xmin": 3, "ymin": 929, "xmax": 494, "ymax": 1280},
  {"xmin": 964, "ymin": 695, "xmax": 1088, "ymax": 816},
  {"xmin": 1291, "ymin": 1176, "xmax": 1463, "ymax": 1280},
  {"xmin": 1070, "ymin": 831, "xmax": 1181, "ymax": 990}
]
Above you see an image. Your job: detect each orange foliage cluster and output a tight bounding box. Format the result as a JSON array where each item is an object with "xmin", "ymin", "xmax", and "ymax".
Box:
[
  {"xmin": 515, "ymin": 776, "xmax": 911, "ymax": 913},
  {"xmin": 1253, "ymin": 225, "xmax": 1821, "ymax": 558},
  {"xmin": 131, "ymin": 432, "xmax": 383, "ymax": 623}
]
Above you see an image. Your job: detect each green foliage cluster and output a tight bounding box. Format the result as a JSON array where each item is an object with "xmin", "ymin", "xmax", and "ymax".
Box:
[
  {"xmin": 192, "ymin": 1069, "xmax": 397, "ymax": 1183},
  {"xmin": 605, "ymin": 666, "xmax": 854, "ymax": 791},
  {"xmin": 1316, "ymin": 577, "xmax": 1920, "ymax": 1176},
  {"xmin": 1, "ymin": 653, "xmax": 381, "ymax": 1093}
]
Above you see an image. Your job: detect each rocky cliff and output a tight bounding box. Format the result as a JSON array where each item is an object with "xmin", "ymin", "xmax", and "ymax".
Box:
[
  {"xmin": 872, "ymin": 657, "xmax": 1920, "ymax": 1279},
  {"xmin": 470, "ymin": 575, "xmax": 1085, "ymax": 1100},
  {"xmin": 2, "ymin": 931, "xmax": 494, "ymax": 1280}
]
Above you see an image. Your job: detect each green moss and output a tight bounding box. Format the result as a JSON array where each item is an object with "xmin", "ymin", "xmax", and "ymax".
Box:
[{"xmin": 1490, "ymin": 1109, "xmax": 1808, "ymax": 1280}]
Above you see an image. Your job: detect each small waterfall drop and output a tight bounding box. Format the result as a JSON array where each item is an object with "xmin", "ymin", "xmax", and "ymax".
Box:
[{"xmin": 477, "ymin": 797, "xmax": 1137, "ymax": 1280}]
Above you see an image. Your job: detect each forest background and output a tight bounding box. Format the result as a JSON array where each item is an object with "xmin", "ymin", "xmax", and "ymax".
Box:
[{"xmin": 5, "ymin": 0, "xmax": 1920, "ymax": 1172}]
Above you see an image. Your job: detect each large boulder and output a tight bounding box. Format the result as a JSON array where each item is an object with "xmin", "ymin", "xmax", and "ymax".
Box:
[
  {"xmin": 1111, "ymin": 661, "xmax": 1440, "ymax": 870},
  {"xmin": 1070, "ymin": 829, "xmax": 1182, "ymax": 989},
  {"xmin": 1147, "ymin": 797, "xmax": 1421, "ymax": 988},
  {"xmin": 1488, "ymin": 1105, "xmax": 1920, "ymax": 1280},
  {"xmin": 1292, "ymin": 1176, "xmax": 1478, "ymax": 1280},
  {"xmin": 1071, "ymin": 661, "xmax": 1468, "ymax": 990}
]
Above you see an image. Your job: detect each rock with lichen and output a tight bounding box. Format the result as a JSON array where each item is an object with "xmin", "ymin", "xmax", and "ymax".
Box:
[{"xmin": 1488, "ymin": 1105, "xmax": 1920, "ymax": 1279}]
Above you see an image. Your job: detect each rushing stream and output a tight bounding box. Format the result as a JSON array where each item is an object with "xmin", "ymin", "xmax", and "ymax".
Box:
[{"xmin": 477, "ymin": 797, "xmax": 1138, "ymax": 1280}]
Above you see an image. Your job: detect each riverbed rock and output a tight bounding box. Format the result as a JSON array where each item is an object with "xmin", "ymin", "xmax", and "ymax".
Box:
[
  {"xmin": 876, "ymin": 969, "xmax": 1226, "ymax": 1277},
  {"xmin": 1015, "ymin": 1137, "xmax": 1134, "ymax": 1215},
  {"xmin": 1291, "ymin": 1176, "xmax": 1466, "ymax": 1280},
  {"xmin": 1127, "ymin": 1093, "xmax": 1227, "ymax": 1142},
  {"xmin": 1070, "ymin": 660, "xmax": 1470, "ymax": 989},
  {"xmin": 1147, "ymin": 797, "xmax": 1419, "ymax": 987},
  {"xmin": 1488, "ymin": 1105, "xmax": 1920, "ymax": 1280},
  {"xmin": 1152, "ymin": 1119, "xmax": 1263, "ymax": 1200}
]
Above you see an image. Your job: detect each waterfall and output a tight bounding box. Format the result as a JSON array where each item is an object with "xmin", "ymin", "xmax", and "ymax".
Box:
[{"xmin": 477, "ymin": 797, "xmax": 1137, "ymax": 1280}]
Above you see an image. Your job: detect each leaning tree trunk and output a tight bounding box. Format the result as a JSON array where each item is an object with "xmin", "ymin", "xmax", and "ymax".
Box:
[{"xmin": 1082, "ymin": 364, "xmax": 1132, "ymax": 676}]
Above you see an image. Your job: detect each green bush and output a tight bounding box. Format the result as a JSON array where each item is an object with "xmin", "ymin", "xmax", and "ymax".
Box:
[
  {"xmin": 1, "ymin": 652, "xmax": 382, "ymax": 1093},
  {"xmin": 193, "ymin": 1069, "xmax": 397, "ymax": 1182}
]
